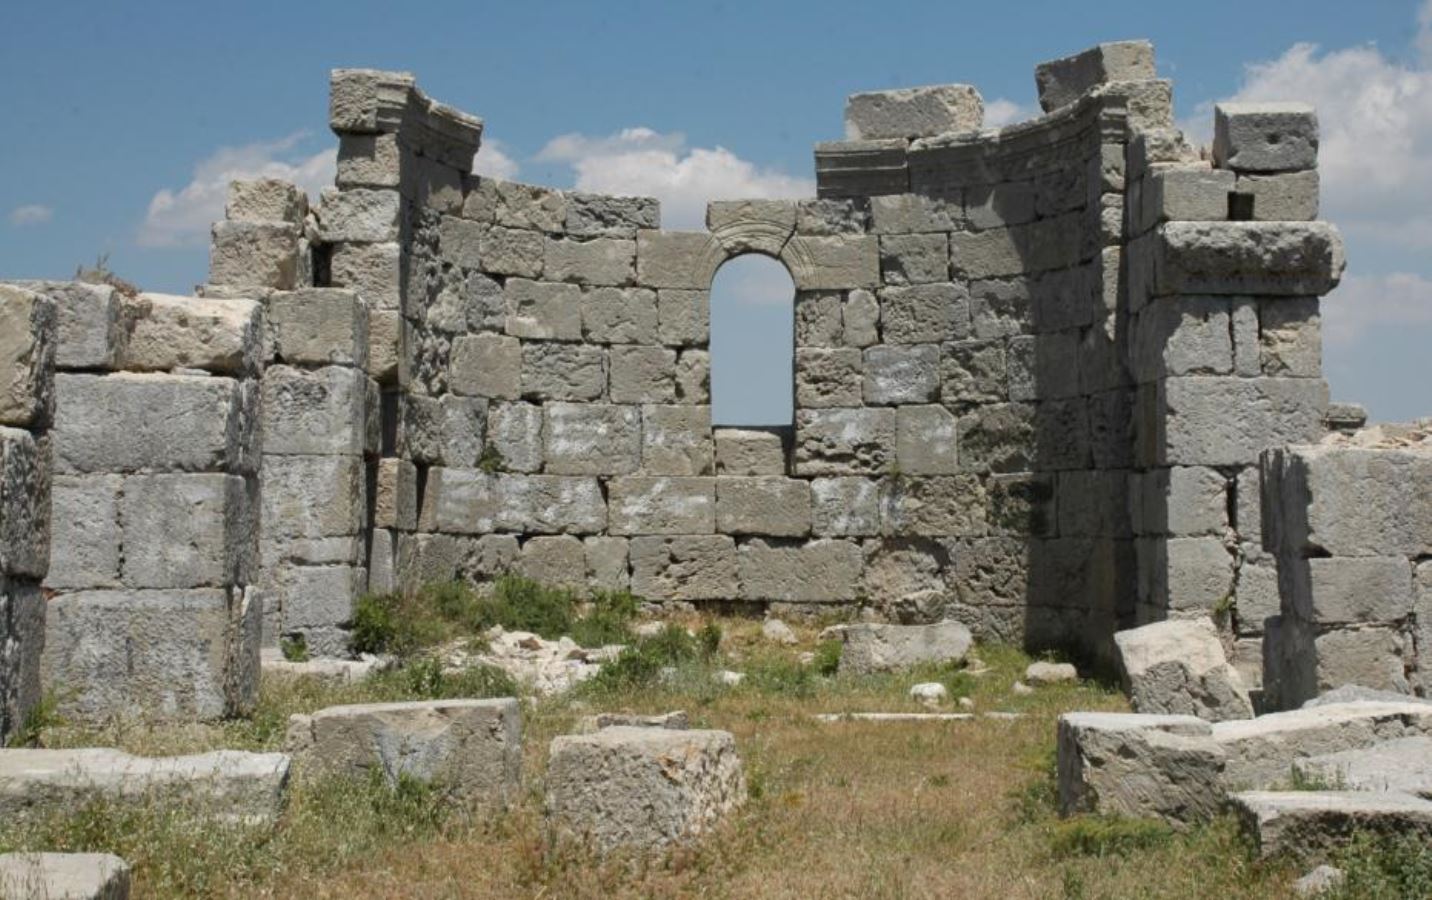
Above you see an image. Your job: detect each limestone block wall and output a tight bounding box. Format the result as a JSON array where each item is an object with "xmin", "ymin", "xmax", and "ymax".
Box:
[
  {"xmin": 1123, "ymin": 101, "xmax": 1343, "ymax": 694},
  {"xmin": 1262, "ymin": 424, "xmax": 1432, "ymax": 708},
  {"xmin": 0, "ymin": 284, "xmax": 55, "ymax": 743},
  {"xmin": 34, "ymin": 281, "xmax": 262, "ymax": 722}
]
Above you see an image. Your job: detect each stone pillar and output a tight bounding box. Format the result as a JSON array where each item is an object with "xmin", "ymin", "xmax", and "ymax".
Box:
[
  {"xmin": 0, "ymin": 284, "xmax": 55, "ymax": 743},
  {"xmin": 38, "ymin": 284, "xmax": 262, "ymax": 722},
  {"xmin": 1125, "ymin": 102, "xmax": 1340, "ymax": 698}
]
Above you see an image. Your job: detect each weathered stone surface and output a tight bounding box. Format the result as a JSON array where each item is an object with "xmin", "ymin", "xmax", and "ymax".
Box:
[
  {"xmin": 317, "ymin": 187, "xmax": 400, "ymax": 243},
  {"xmin": 42, "ymin": 588, "xmax": 259, "ymax": 721},
  {"xmin": 884, "ymin": 475, "xmax": 987, "ymax": 536},
  {"xmin": 1292, "ymin": 736, "xmax": 1432, "ymax": 797},
  {"xmin": 1131, "ymin": 297, "xmax": 1233, "ymax": 380},
  {"xmin": 895, "ymin": 404, "xmax": 958, "ymax": 475},
  {"xmin": 1137, "ymin": 166, "xmax": 1236, "ymax": 233},
  {"xmin": 716, "ymin": 478, "xmax": 811, "ymax": 537},
  {"xmin": 228, "ymin": 178, "xmax": 307, "ymax": 224},
  {"xmin": 566, "ymin": 193, "xmax": 660, "ymax": 238},
  {"xmin": 845, "ymin": 84, "xmax": 983, "ymax": 139},
  {"xmin": 418, "ymin": 470, "xmax": 605, "ymax": 535},
  {"xmin": 941, "ymin": 339, "xmax": 1005, "ymax": 403},
  {"xmin": 810, "ymin": 477, "xmax": 881, "ymax": 536},
  {"xmin": 1153, "ymin": 376, "xmax": 1326, "ymax": 467},
  {"xmin": 1289, "ymin": 557, "xmax": 1414, "ymax": 625},
  {"xmin": 795, "ymin": 408, "xmax": 895, "ymax": 475},
  {"xmin": 46, "ymin": 475, "xmax": 120, "ymax": 589},
  {"xmin": 519, "ymin": 535, "xmax": 586, "ymax": 590},
  {"xmin": 1148, "ymin": 222, "xmax": 1344, "ymax": 297},
  {"xmin": 1235, "ymin": 170, "xmax": 1319, "ymax": 221},
  {"xmin": 675, "ymin": 349, "xmax": 710, "ymax": 403},
  {"xmin": 0, "ymin": 747, "xmax": 288, "ymax": 826},
  {"xmin": 1259, "ymin": 298, "xmax": 1320, "ymax": 377},
  {"xmin": 545, "ymin": 238, "xmax": 636, "ymax": 287},
  {"xmin": 1231, "ymin": 790, "xmax": 1432, "ymax": 862},
  {"xmin": 337, "ymin": 133, "xmax": 402, "ymax": 188},
  {"xmin": 844, "ymin": 289, "xmax": 880, "ymax": 347},
  {"xmin": 608, "ymin": 477, "xmax": 715, "ymax": 535},
  {"xmin": 582, "ymin": 287, "xmax": 659, "ymax": 344},
  {"xmin": 880, "ymin": 283, "xmax": 970, "ymax": 344},
  {"xmin": 1114, "ymin": 619, "xmax": 1254, "ymax": 722},
  {"xmin": 864, "ymin": 344, "xmax": 939, "ymax": 405},
  {"xmin": 714, "ymin": 428, "xmax": 784, "ymax": 476},
  {"xmin": 1027, "ymin": 661, "xmax": 1078, "ymax": 685},
  {"xmin": 641, "ymin": 405, "xmax": 713, "ymax": 476},
  {"xmin": 835, "ymin": 621, "xmax": 972, "ymax": 674},
  {"xmin": 54, "ymin": 373, "xmax": 247, "ymax": 475},
  {"xmin": 1036, "ymin": 40, "xmax": 1157, "ymax": 112},
  {"xmin": 0, "ymin": 285, "xmax": 55, "ymax": 428},
  {"xmin": 1056, "ymin": 712, "xmax": 1224, "ymax": 825},
  {"xmin": 30, "ymin": 281, "xmax": 120, "ymax": 371},
  {"xmin": 706, "ymin": 200, "xmax": 797, "ymax": 256},
  {"xmin": 260, "ymin": 454, "xmax": 366, "ymax": 541},
  {"xmin": 0, "ymin": 852, "xmax": 131, "ymax": 900},
  {"xmin": 263, "ymin": 365, "xmax": 372, "ymax": 457},
  {"xmin": 521, "ymin": 342, "xmax": 604, "ymax": 401},
  {"xmin": 480, "ymin": 226, "xmax": 544, "ymax": 278},
  {"xmin": 657, "ymin": 290, "xmax": 708, "ymax": 346},
  {"xmin": 543, "ymin": 403, "xmax": 640, "ymax": 475},
  {"xmin": 879, "ymin": 234, "xmax": 950, "ymax": 285},
  {"xmin": 1214, "ymin": 103, "xmax": 1319, "ymax": 173},
  {"xmin": 328, "ymin": 68, "xmax": 415, "ymax": 133},
  {"xmin": 609, "ymin": 345, "xmax": 676, "ymax": 403},
  {"xmin": 629, "ymin": 536, "xmax": 737, "ymax": 601},
  {"xmin": 487, "ymin": 402, "xmax": 544, "ymax": 473},
  {"xmin": 1212, "ymin": 701, "xmax": 1432, "ymax": 789},
  {"xmin": 546, "ymin": 727, "xmax": 746, "ymax": 853},
  {"xmin": 373, "ymin": 458, "xmax": 417, "ymax": 531},
  {"xmin": 584, "ymin": 536, "xmax": 629, "ymax": 592},
  {"xmin": 739, "ymin": 538, "xmax": 862, "ymax": 602},
  {"xmin": 449, "ymin": 332, "xmax": 521, "ymax": 400},
  {"xmin": 781, "ymin": 235, "xmax": 880, "ymax": 290},
  {"xmin": 266, "ymin": 289, "xmax": 367, "ymax": 368},
  {"xmin": 636, "ymin": 231, "xmax": 722, "ymax": 290},
  {"xmin": 330, "ymin": 241, "xmax": 401, "ymax": 310},
  {"xmin": 795, "ymin": 348, "xmax": 862, "ymax": 407},
  {"xmin": 208, "ymin": 221, "xmax": 299, "ymax": 291},
  {"xmin": 0, "ymin": 428, "xmax": 50, "ymax": 579},
  {"xmin": 285, "ymin": 698, "xmax": 520, "ymax": 803},
  {"xmin": 119, "ymin": 473, "xmax": 249, "ymax": 589},
  {"xmin": 505, "ymin": 279, "xmax": 582, "ymax": 340}
]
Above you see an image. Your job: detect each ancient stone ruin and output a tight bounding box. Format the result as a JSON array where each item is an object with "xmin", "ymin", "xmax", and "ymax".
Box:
[{"xmin": 2, "ymin": 39, "xmax": 1427, "ymax": 736}]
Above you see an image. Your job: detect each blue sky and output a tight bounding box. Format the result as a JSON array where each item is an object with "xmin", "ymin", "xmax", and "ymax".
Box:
[{"xmin": 3, "ymin": 1, "xmax": 1429, "ymax": 423}]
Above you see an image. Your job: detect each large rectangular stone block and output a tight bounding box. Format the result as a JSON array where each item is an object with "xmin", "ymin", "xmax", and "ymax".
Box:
[
  {"xmin": 480, "ymin": 226, "xmax": 544, "ymax": 278},
  {"xmin": 641, "ymin": 405, "xmax": 713, "ymax": 476},
  {"xmin": 543, "ymin": 403, "xmax": 641, "ymax": 475},
  {"xmin": 582, "ymin": 287, "xmax": 659, "ymax": 344},
  {"xmin": 656, "ymin": 289, "xmax": 708, "ymax": 346},
  {"xmin": 880, "ymin": 283, "xmax": 971, "ymax": 344},
  {"xmin": 1213, "ymin": 103, "xmax": 1318, "ymax": 173},
  {"xmin": 1153, "ymin": 376, "xmax": 1326, "ymax": 467},
  {"xmin": 1287, "ymin": 557, "xmax": 1415, "ymax": 626},
  {"xmin": 504, "ymin": 279, "xmax": 581, "ymax": 341},
  {"xmin": 883, "ymin": 474, "xmax": 987, "ymax": 536},
  {"xmin": 636, "ymin": 232, "xmax": 721, "ymax": 290},
  {"xmin": 208, "ymin": 221, "xmax": 300, "ymax": 291},
  {"xmin": 1130, "ymin": 297, "xmax": 1234, "ymax": 381},
  {"xmin": 399, "ymin": 394, "xmax": 485, "ymax": 467},
  {"xmin": 895, "ymin": 404, "xmax": 958, "ymax": 475},
  {"xmin": 716, "ymin": 478, "xmax": 811, "ymax": 537},
  {"xmin": 738, "ymin": 538, "xmax": 862, "ymax": 602},
  {"xmin": 781, "ymin": 235, "xmax": 879, "ymax": 290},
  {"xmin": 0, "ymin": 285, "xmax": 56, "ymax": 428},
  {"xmin": 260, "ymin": 454, "xmax": 366, "ymax": 541},
  {"xmin": 794, "ymin": 408, "xmax": 895, "ymax": 476},
  {"xmin": 863, "ymin": 344, "xmax": 939, "ymax": 404},
  {"xmin": 544, "ymin": 237, "xmax": 635, "ymax": 287},
  {"xmin": 810, "ymin": 477, "xmax": 882, "ymax": 537},
  {"xmin": 629, "ymin": 535, "xmax": 737, "ymax": 601},
  {"xmin": 54, "ymin": 373, "xmax": 249, "ymax": 475},
  {"xmin": 120, "ymin": 473, "xmax": 251, "ymax": 589},
  {"xmin": 120, "ymin": 293, "xmax": 263, "ymax": 376},
  {"xmin": 0, "ymin": 427, "xmax": 49, "ymax": 579},
  {"xmin": 330, "ymin": 241, "xmax": 401, "ymax": 311},
  {"xmin": 34, "ymin": 281, "xmax": 121, "ymax": 371},
  {"xmin": 317, "ymin": 188, "xmax": 400, "ymax": 243},
  {"xmin": 1035, "ymin": 40, "xmax": 1156, "ymax": 112},
  {"xmin": 845, "ymin": 84, "xmax": 983, "ymax": 140},
  {"xmin": 566, "ymin": 193, "xmax": 660, "ymax": 238},
  {"xmin": 267, "ymin": 289, "xmax": 368, "ymax": 368},
  {"xmin": 608, "ymin": 477, "xmax": 715, "ymax": 535},
  {"xmin": 1149, "ymin": 222, "xmax": 1344, "ymax": 297},
  {"xmin": 609, "ymin": 345, "xmax": 676, "ymax": 403},
  {"xmin": 795, "ymin": 348, "xmax": 862, "ymax": 408},
  {"xmin": 486, "ymin": 401, "xmax": 543, "ymax": 473},
  {"xmin": 262, "ymin": 365, "xmax": 373, "ymax": 457},
  {"xmin": 879, "ymin": 233, "xmax": 949, "ymax": 285},
  {"xmin": 520, "ymin": 342, "xmax": 604, "ymax": 401},
  {"xmin": 41, "ymin": 588, "xmax": 259, "ymax": 721},
  {"xmin": 714, "ymin": 428, "xmax": 784, "ymax": 476},
  {"xmin": 46, "ymin": 474, "xmax": 121, "ymax": 590}
]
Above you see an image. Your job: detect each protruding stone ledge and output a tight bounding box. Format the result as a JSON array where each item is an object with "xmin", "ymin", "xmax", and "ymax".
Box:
[{"xmin": 1136, "ymin": 221, "xmax": 1345, "ymax": 298}]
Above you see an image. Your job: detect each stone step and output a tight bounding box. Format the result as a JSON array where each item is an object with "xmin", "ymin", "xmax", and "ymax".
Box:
[
  {"xmin": 0, "ymin": 852, "xmax": 130, "ymax": 900},
  {"xmin": 1231, "ymin": 790, "xmax": 1432, "ymax": 862},
  {"xmin": 1292, "ymin": 736, "xmax": 1432, "ymax": 798},
  {"xmin": 0, "ymin": 748, "xmax": 289, "ymax": 826}
]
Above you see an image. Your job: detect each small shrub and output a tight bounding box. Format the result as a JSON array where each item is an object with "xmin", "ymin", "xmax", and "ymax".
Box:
[
  {"xmin": 1328, "ymin": 831, "xmax": 1432, "ymax": 900},
  {"xmin": 697, "ymin": 621, "xmax": 723, "ymax": 656},
  {"xmin": 279, "ymin": 634, "xmax": 310, "ymax": 663},
  {"xmin": 387, "ymin": 658, "xmax": 518, "ymax": 700},
  {"xmin": 472, "ymin": 575, "xmax": 577, "ymax": 639},
  {"xmin": 813, "ymin": 639, "xmax": 842, "ymax": 676},
  {"xmin": 7, "ymin": 692, "xmax": 64, "ymax": 748},
  {"xmin": 743, "ymin": 656, "xmax": 818, "ymax": 698},
  {"xmin": 584, "ymin": 626, "xmax": 706, "ymax": 692},
  {"xmin": 1048, "ymin": 815, "xmax": 1173, "ymax": 858},
  {"xmin": 350, "ymin": 593, "xmax": 400, "ymax": 655},
  {"xmin": 567, "ymin": 590, "xmax": 639, "ymax": 648}
]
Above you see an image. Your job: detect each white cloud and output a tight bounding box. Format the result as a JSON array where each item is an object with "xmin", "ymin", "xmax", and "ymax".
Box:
[
  {"xmin": 984, "ymin": 98, "xmax": 1035, "ymax": 128},
  {"xmin": 473, "ymin": 139, "xmax": 519, "ymax": 180},
  {"xmin": 8, "ymin": 204, "xmax": 53, "ymax": 226},
  {"xmin": 1322, "ymin": 271, "xmax": 1432, "ymax": 346},
  {"xmin": 138, "ymin": 133, "xmax": 335, "ymax": 248},
  {"xmin": 536, "ymin": 127, "xmax": 813, "ymax": 231}
]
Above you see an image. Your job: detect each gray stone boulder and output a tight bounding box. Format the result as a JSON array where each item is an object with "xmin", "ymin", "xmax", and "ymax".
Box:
[
  {"xmin": 834, "ymin": 621, "xmax": 973, "ymax": 675},
  {"xmin": 0, "ymin": 748, "xmax": 289, "ymax": 826},
  {"xmin": 1211, "ymin": 700, "xmax": 1432, "ymax": 789},
  {"xmin": 0, "ymin": 852, "xmax": 130, "ymax": 900},
  {"xmin": 284, "ymin": 698, "xmax": 521, "ymax": 805},
  {"xmin": 1292, "ymin": 736, "xmax": 1432, "ymax": 798},
  {"xmin": 1231, "ymin": 790, "xmax": 1432, "ymax": 862},
  {"xmin": 546, "ymin": 727, "xmax": 745, "ymax": 853},
  {"xmin": 1057, "ymin": 712, "xmax": 1225, "ymax": 827},
  {"xmin": 260, "ymin": 648, "xmax": 388, "ymax": 683},
  {"xmin": 1026, "ymin": 661, "xmax": 1078, "ymax": 685},
  {"xmin": 1293, "ymin": 865, "xmax": 1346, "ymax": 897},
  {"xmin": 1114, "ymin": 619, "xmax": 1254, "ymax": 722}
]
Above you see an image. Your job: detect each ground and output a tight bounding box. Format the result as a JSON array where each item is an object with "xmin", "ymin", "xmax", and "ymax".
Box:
[{"xmin": 0, "ymin": 614, "xmax": 1323, "ymax": 898}]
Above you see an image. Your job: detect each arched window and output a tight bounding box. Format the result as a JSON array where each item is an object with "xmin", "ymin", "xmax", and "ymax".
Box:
[{"xmin": 709, "ymin": 254, "xmax": 795, "ymax": 426}]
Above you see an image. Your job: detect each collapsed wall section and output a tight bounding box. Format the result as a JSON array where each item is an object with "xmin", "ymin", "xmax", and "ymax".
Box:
[
  {"xmin": 0, "ymin": 285, "xmax": 55, "ymax": 742},
  {"xmin": 1262, "ymin": 424, "xmax": 1431, "ymax": 707}
]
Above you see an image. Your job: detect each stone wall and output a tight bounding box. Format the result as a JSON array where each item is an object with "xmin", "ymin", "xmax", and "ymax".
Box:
[
  {"xmin": 1262, "ymin": 423, "xmax": 1432, "ymax": 708},
  {"xmin": 34, "ymin": 282, "xmax": 262, "ymax": 721},
  {"xmin": 0, "ymin": 284, "xmax": 55, "ymax": 743}
]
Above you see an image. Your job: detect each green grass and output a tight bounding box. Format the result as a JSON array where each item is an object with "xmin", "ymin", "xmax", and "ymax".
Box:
[{"xmin": 1327, "ymin": 831, "xmax": 1432, "ymax": 899}]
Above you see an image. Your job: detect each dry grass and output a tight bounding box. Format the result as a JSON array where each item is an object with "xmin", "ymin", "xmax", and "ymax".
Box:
[{"xmin": 7, "ymin": 618, "xmax": 1302, "ymax": 899}]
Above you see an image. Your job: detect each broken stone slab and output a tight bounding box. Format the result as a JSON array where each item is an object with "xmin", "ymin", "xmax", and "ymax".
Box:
[
  {"xmin": 0, "ymin": 852, "xmax": 130, "ymax": 900},
  {"xmin": 1292, "ymin": 736, "xmax": 1432, "ymax": 798},
  {"xmin": 546, "ymin": 727, "xmax": 746, "ymax": 853},
  {"xmin": 575, "ymin": 710, "xmax": 690, "ymax": 733},
  {"xmin": 1231, "ymin": 790, "xmax": 1432, "ymax": 862},
  {"xmin": 834, "ymin": 621, "xmax": 973, "ymax": 675},
  {"xmin": 1211, "ymin": 701, "xmax": 1432, "ymax": 790},
  {"xmin": 0, "ymin": 748, "xmax": 289, "ymax": 826},
  {"xmin": 1304, "ymin": 685, "xmax": 1432, "ymax": 708},
  {"xmin": 844, "ymin": 84, "xmax": 983, "ymax": 140},
  {"xmin": 1114, "ymin": 618, "xmax": 1254, "ymax": 722},
  {"xmin": 1035, "ymin": 40, "xmax": 1157, "ymax": 112},
  {"xmin": 284, "ymin": 698, "xmax": 521, "ymax": 804},
  {"xmin": 1056, "ymin": 712, "xmax": 1225, "ymax": 827},
  {"xmin": 259, "ymin": 648, "xmax": 389, "ymax": 683}
]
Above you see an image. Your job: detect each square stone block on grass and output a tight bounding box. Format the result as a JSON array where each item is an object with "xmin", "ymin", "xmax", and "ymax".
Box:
[{"xmin": 546, "ymin": 727, "xmax": 746, "ymax": 854}]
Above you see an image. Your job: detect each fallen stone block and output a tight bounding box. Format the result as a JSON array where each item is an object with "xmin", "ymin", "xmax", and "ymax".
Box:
[
  {"xmin": 546, "ymin": 727, "xmax": 745, "ymax": 853},
  {"xmin": 1231, "ymin": 790, "xmax": 1432, "ymax": 862},
  {"xmin": 259, "ymin": 648, "xmax": 388, "ymax": 683},
  {"xmin": 285, "ymin": 698, "xmax": 521, "ymax": 805},
  {"xmin": 835, "ymin": 622, "xmax": 973, "ymax": 675},
  {"xmin": 1057, "ymin": 712, "xmax": 1225, "ymax": 827},
  {"xmin": 1292, "ymin": 736, "xmax": 1432, "ymax": 798},
  {"xmin": 576, "ymin": 710, "xmax": 690, "ymax": 733},
  {"xmin": 0, "ymin": 748, "xmax": 289, "ymax": 826},
  {"xmin": 844, "ymin": 84, "xmax": 983, "ymax": 140},
  {"xmin": 1214, "ymin": 103, "xmax": 1319, "ymax": 173},
  {"xmin": 1035, "ymin": 40, "xmax": 1157, "ymax": 112},
  {"xmin": 0, "ymin": 852, "xmax": 130, "ymax": 900},
  {"xmin": 1211, "ymin": 701, "xmax": 1432, "ymax": 789},
  {"xmin": 1114, "ymin": 619, "xmax": 1254, "ymax": 722},
  {"xmin": 1026, "ymin": 661, "xmax": 1078, "ymax": 685}
]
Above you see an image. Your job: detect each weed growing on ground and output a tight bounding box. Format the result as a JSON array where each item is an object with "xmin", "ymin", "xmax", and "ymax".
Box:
[
  {"xmin": 278, "ymin": 635, "xmax": 309, "ymax": 663},
  {"xmin": 1047, "ymin": 815, "xmax": 1174, "ymax": 858},
  {"xmin": 1329, "ymin": 831, "xmax": 1432, "ymax": 900}
]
